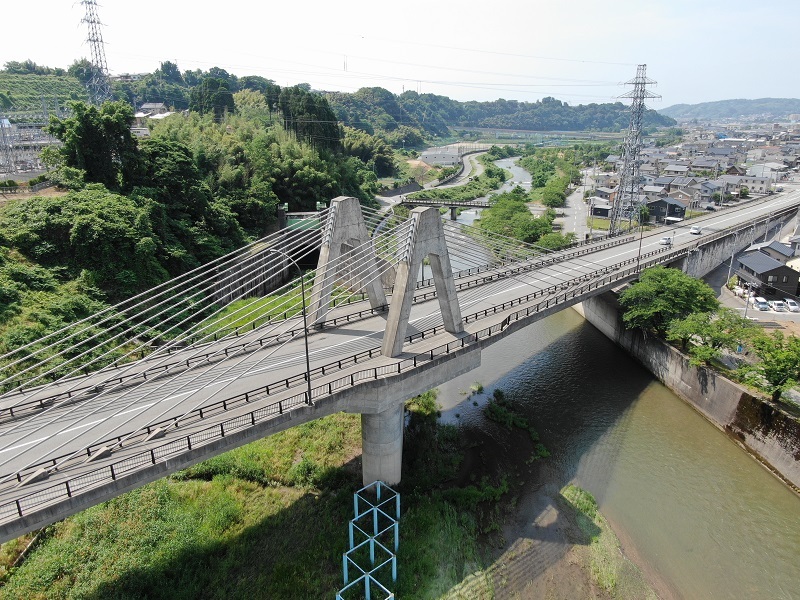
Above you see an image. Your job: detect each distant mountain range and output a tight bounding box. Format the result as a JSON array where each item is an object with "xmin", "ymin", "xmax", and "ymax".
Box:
[{"xmin": 659, "ymin": 98, "xmax": 800, "ymax": 120}]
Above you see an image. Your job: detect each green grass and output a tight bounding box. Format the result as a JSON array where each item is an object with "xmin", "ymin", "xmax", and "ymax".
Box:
[
  {"xmin": 560, "ymin": 485, "xmax": 657, "ymax": 599},
  {"xmin": 0, "ymin": 74, "xmax": 88, "ymax": 114},
  {"xmin": 1, "ymin": 387, "xmax": 523, "ymax": 599},
  {"xmin": 201, "ymin": 275, "xmax": 367, "ymax": 338}
]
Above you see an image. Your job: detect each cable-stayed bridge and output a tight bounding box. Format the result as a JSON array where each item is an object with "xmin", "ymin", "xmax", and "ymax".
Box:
[{"xmin": 0, "ymin": 192, "xmax": 798, "ymax": 542}]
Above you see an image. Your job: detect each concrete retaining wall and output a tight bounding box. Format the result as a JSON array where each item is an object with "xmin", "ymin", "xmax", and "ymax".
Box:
[{"xmin": 575, "ymin": 293, "xmax": 800, "ymax": 490}]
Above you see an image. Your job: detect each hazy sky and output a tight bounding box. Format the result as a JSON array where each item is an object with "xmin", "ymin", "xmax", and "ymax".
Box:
[{"xmin": 4, "ymin": 0, "xmax": 799, "ymax": 108}]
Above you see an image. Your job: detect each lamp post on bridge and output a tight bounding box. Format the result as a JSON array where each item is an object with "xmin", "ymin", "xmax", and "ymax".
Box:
[{"xmin": 267, "ymin": 249, "xmax": 313, "ymax": 405}]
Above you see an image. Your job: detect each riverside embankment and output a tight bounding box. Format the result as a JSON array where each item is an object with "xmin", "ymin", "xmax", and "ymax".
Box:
[
  {"xmin": 575, "ymin": 291, "xmax": 800, "ymax": 490},
  {"xmin": 436, "ymin": 308, "xmax": 800, "ymax": 598}
]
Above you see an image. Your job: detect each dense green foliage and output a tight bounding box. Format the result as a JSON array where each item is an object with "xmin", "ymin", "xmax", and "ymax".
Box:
[
  {"xmin": 619, "ymin": 266, "xmax": 719, "ymax": 335},
  {"xmin": 666, "ymin": 307, "xmax": 754, "ymax": 365},
  {"xmin": 327, "ymin": 88, "xmax": 675, "ymax": 143},
  {"xmin": 0, "ymin": 383, "xmax": 534, "ymax": 597},
  {"xmin": 46, "ymin": 101, "xmax": 139, "ymax": 190},
  {"xmin": 740, "ymin": 332, "xmax": 800, "ymax": 402},
  {"xmin": 0, "ymin": 73, "xmax": 88, "ymax": 114},
  {"xmin": 476, "ymin": 187, "xmax": 556, "ymax": 243},
  {"xmin": 660, "ymin": 98, "xmax": 800, "ymax": 120}
]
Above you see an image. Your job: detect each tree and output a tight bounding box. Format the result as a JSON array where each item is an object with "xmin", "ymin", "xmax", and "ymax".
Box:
[
  {"xmin": 619, "ymin": 266, "xmax": 719, "ymax": 335},
  {"xmin": 740, "ymin": 331, "xmax": 800, "ymax": 402},
  {"xmin": 189, "ymin": 78, "xmax": 235, "ymax": 121},
  {"xmin": 46, "ymin": 100, "xmax": 139, "ymax": 190},
  {"xmin": 739, "ymin": 186, "xmax": 749, "ymax": 199},
  {"xmin": 637, "ymin": 205, "xmax": 650, "ymax": 227},
  {"xmin": 67, "ymin": 58, "xmax": 97, "ymax": 86},
  {"xmin": 667, "ymin": 307, "xmax": 754, "ymax": 365}
]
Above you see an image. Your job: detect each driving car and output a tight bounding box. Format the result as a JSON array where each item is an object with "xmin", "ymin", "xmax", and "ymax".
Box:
[
  {"xmin": 784, "ymin": 298, "xmax": 800, "ymax": 312},
  {"xmin": 769, "ymin": 301, "xmax": 788, "ymax": 312},
  {"xmin": 659, "ymin": 237, "xmax": 672, "ymax": 246},
  {"xmin": 689, "ymin": 226, "xmax": 701, "ymax": 235}
]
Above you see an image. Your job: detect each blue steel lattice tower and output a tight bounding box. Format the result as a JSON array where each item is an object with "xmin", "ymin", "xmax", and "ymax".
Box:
[
  {"xmin": 608, "ymin": 64, "xmax": 660, "ymax": 235},
  {"xmin": 81, "ymin": 0, "xmax": 113, "ymax": 105}
]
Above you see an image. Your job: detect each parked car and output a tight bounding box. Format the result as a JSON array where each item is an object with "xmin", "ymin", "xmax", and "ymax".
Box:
[
  {"xmin": 704, "ymin": 205, "xmax": 716, "ymax": 211},
  {"xmin": 784, "ymin": 298, "xmax": 800, "ymax": 312},
  {"xmin": 689, "ymin": 226, "xmax": 702, "ymax": 235},
  {"xmin": 659, "ymin": 236, "xmax": 672, "ymax": 246},
  {"xmin": 769, "ymin": 300, "xmax": 788, "ymax": 312},
  {"xmin": 752, "ymin": 297, "xmax": 770, "ymax": 311}
]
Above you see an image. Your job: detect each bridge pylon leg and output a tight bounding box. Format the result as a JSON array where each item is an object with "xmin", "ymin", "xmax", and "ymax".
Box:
[
  {"xmin": 381, "ymin": 207, "xmax": 464, "ymax": 358},
  {"xmin": 361, "ymin": 402, "xmax": 404, "ymax": 486},
  {"xmin": 309, "ymin": 196, "xmax": 388, "ymax": 324}
]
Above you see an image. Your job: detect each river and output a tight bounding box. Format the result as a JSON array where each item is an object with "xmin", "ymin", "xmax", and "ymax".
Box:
[{"xmin": 436, "ymin": 308, "xmax": 800, "ymax": 599}]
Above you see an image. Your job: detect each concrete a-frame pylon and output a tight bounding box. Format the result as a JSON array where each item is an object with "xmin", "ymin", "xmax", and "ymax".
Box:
[
  {"xmin": 309, "ymin": 196, "xmax": 388, "ymax": 324},
  {"xmin": 381, "ymin": 206, "xmax": 464, "ymax": 357}
]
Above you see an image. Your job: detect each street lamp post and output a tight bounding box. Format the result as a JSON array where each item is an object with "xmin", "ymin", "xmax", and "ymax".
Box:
[{"xmin": 268, "ymin": 249, "xmax": 313, "ymax": 405}]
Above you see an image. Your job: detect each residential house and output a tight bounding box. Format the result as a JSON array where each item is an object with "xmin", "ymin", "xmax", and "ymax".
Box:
[
  {"xmin": 653, "ymin": 176, "xmax": 675, "ymax": 189},
  {"xmin": 588, "ymin": 198, "xmax": 612, "ymax": 218},
  {"xmin": 595, "ymin": 187, "xmax": 617, "ymax": 201},
  {"xmin": 663, "ymin": 164, "xmax": 690, "ymax": 176},
  {"xmin": 647, "ymin": 196, "xmax": 686, "ymax": 223},
  {"xmin": 140, "ymin": 102, "xmax": 168, "ymax": 115},
  {"xmin": 643, "ymin": 185, "xmax": 667, "ymax": 201},
  {"xmin": 669, "ymin": 177, "xmax": 699, "ymax": 193},
  {"xmin": 745, "ymin": 241, "xmax": 794, "ymax": 264},
  {"xmin": 736, "ymin": 251, "xmax": 800, "ymax": 297},
  {"xmin": 726, "ymin": 165, "xmax": 746, "ymax": 176},
  {"xmin": 667, "ymin": 189, "xmax": 695, "ymax": 208},
  {"xmin": 696, "ymin": 180, "xmax": 722, "ymax": 203}
]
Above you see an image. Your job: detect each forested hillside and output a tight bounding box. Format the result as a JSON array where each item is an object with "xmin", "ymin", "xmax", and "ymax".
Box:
[
  {"xmin": 659, "ymin": 98, "xmax": 800, "ymax": 120},
  {"xmin": 0, "ymin": 73, "xmax": 88, "ymax": 112},
  {"xmin": 0, "ymin": 83, "xmax": 392, "ymax": 381},
  {"xmin": 327, "ymin": 89, "xmax": 675, "ymax": 136}
]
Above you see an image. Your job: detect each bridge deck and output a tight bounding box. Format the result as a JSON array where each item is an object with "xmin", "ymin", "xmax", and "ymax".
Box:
[{"xmin": 0, "ymin": 192, "xmax": 798, "ymax": 541}]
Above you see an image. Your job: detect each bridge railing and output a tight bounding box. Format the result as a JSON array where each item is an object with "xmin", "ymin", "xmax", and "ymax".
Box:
[
  {"xmin": 2, "ymin": 232, "xmax": 640, "ymax": 419},
  {"xmin": 3, "ymin": 208, "xmax": 792, "ymax": 519},
  {"xmin": 1, "ymin": 246, "xmax": 690, "ymax": 517}
]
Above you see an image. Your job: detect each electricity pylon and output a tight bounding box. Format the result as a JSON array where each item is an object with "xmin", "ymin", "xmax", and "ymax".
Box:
[{"xmin": 609, "ymin": 64, "xmax": 660, "ymax": 235}]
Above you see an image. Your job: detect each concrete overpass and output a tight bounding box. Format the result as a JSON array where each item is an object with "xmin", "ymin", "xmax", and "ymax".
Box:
[{"xmin": 0, "ymin": 192, "xmax": 797, "ymax": 542}]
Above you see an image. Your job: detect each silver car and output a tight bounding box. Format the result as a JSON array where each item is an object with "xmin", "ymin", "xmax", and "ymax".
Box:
[
  {"xmin": 769, "ymin": 301, "xmax": 788, "ymax": 312},
  {"xmin": 783, "ymin": 298, "xmax": 800, "ymax": 312}
]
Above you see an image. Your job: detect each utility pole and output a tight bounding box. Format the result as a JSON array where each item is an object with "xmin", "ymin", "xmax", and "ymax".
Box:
[
  {"xmin": 609, "ymin": 65, "xmax": 661, "ymax": 236},
  {"xmin": 80, "ymin": 0, "xmax": 113, "ymax": 105}
]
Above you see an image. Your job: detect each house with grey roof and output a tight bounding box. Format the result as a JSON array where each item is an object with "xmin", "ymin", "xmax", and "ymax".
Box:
[
  {"xmin": 663, "ymin": 164, "xmax": 690, "ymax": 176},
  {"xmin": 745, "ymin": 241, "xmax": 794, "ymax": 264},
  {"xmin": 736, "ymin": 251, "xmax": 800, "ymax": 297},
  {"xmin": 647, "ymin": 196, "xmax": 686, "ymax": 223}
]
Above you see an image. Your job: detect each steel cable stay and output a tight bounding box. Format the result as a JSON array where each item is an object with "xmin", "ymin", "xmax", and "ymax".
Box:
[
  {"xmin": 0, "ymin": 211, "xmax": 331, "ymax": 393},
  {"xmin": 0, "ymin": 208, "xmax": 332, "ymax": 371},
  {"xmin": 0, "ymin": 237, "xmax": 406, "ymax": 480},
  {"xmin": 0, "ymin": 246, "xmax": 409, "ymax": 483},
  {"xmin": 0, "ymin": 214, "xmax": 411, "ymax": 417}
]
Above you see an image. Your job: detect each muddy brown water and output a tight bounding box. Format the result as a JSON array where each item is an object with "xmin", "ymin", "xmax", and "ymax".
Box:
[{"xmin": 436, "ymin": 309, "xmax": 800, "ymax": 599}]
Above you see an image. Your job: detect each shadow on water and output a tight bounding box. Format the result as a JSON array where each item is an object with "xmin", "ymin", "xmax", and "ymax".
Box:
[{"xmin": 438, "ymin": 309, "xmax": 654, "ymax": 589}]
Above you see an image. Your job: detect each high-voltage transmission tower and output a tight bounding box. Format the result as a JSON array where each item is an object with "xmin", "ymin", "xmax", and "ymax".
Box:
[
  {"xmin": 80, "ymin": 0, "xmax": 113, "ymax": 105},
  {"xmin": 608, "ymin": 64, "xmax": 660, "ymax": 235}
]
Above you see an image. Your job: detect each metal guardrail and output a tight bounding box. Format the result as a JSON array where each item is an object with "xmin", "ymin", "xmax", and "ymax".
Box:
[
  {"xmin": 0, "ymin": 245, "xmax": 686, "ymax": 521},
  {"xmin": 2, "ymin": 206, "xmax": 796, "ymax": 521},
  {"xmin": 2, "ymin": 234, "xmax": 638, "ymax": 418}
]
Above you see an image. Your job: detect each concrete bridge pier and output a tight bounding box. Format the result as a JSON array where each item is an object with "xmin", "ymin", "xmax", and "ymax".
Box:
[
  {"xmin": 450, "ymin": 206, "xmax": 458, "ymax": 221},
  {"xmin": 361, "ymin": 402, "xmax": 404, "ymax": 485}
]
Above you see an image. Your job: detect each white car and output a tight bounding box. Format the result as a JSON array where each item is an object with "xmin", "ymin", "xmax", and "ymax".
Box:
[
  {"xmin": 689, "ymin": 226, "xmax": 702, "ymax": 235},
  {"xmin": 769, "ymin": 301, "xmax": 788, "ymax": 312},
  {"xmin": 784, "ymin": 299, "xmax": 800, "ymax": 312},
  {"xmin": 659, "ymin": 237, "xmax": 672, "ymax": 246}
]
